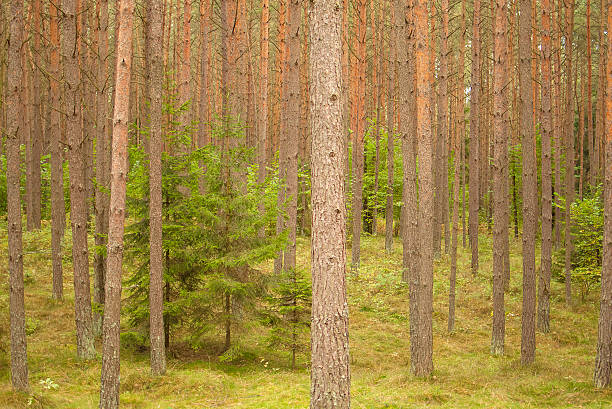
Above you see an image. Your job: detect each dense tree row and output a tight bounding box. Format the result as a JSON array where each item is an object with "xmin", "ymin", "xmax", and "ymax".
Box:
[{"xmin": 1, "ymin": 0, "xmax": 612, "ymax": 406}]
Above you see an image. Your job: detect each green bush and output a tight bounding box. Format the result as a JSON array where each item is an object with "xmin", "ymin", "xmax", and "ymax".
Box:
[{"xmin": 553, "ymin": 185, "xmax": 603, "ymax": 301}]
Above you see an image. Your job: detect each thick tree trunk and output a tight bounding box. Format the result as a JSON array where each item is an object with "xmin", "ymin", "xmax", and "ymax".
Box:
[
  {"xmin": 49, "ymin": 0, "xmax": 65, "ymax": 301},
  {"xmin": 520, "ymin": 0, "xmax": 537, "ymax": 366},
  {"xmin": 147, "ymin": 0, "xmax": 166, "ymax": 377},
  {"xmin": 538, "ymin": 0, "xmax": 553, "ymax": 334},
  {"xmin": 99, "ymin": 0, "xmax": 135, "ymax": 406},
  {"xmin": 469, "ymin": 0, "xmax": 481, "ymax": 276},
  {"xmin": 412, "ymin": 0, "xmax": 434, "ymax": 377},
  {"xmin": 594, "ymin": 1, "xmax": 612, "ymax": 386},
  {"xmin": 309, "ymin": 1, "xmax": 351, "ymax": 406},
  {"xmin": 7, "ymin": 0, "xmax": 29, "ymax": 392},
  {"xmin": 491, "ymin": 0, "xmax": 507, "ymax": 355},
  {"xmin": 398, "ymin": 0, "xmax": 420, "ymax": 361},
  {"xmin": 63, "ymin": 0, "xmax": 95, "ymax": 361}
]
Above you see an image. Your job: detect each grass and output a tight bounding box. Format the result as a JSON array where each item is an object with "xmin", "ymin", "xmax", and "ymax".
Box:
[{"xmin": 1, "ymin": 220, "xmax": 612, "ymax": 408}]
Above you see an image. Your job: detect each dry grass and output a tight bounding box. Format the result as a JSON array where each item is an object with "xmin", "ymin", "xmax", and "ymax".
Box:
[{"xmin": 1, "ymin": 221, "xmax": 612, "ymax": 408}]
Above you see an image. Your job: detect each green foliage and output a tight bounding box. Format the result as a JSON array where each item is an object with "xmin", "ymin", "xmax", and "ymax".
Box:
[
  {"xmin": 348, "ymin": 120, "xmax": 403, "ymax": 235},
  {"xmin": 553, "ymin": 185, "xmax": 603, "ymax": 301},
  {"xmin": 570, "ymin": 185, "xmax": 603, "ymax": 301},
  {"xmin": 262, "ymin": 267, "xmax": 311, "ymax": 368},
  {"xmin": 120, "ymin": 331, "xmax": 148, "ymax": 352},
  {"xmin": 124, "ymin": 94, "xmax": 284, "ymax": 351}
]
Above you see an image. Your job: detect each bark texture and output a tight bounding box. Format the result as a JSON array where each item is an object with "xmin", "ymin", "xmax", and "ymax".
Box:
[
  {"xmin": 7, "ymin": 0, "xmax": 29, "ymax": 392},
  {"xmin": 469, "ymin": 0, "xmax": 481, "ymax": 275},
  {"xmin": 491, "ymin": 0, "xmax": 507, "ymax": 355},
  {"xmin": 94, "ymin": 0, "xmax": 110, "ymax": 337},
  {"xmin": 520, "ymin": 0, "xmax": 537, "ymax": 366},
  {"xmin": 99, "ymin": 0, "xmax": 135, "ymax": 406},
  {"xmin": 309, "ymin": 0, "xmax": 351, "ymax": 405},
  {"xmin": 413, "ymin": 0, "xmax": 434, "ymax": 377},
  {"xmin": 49, "ymin": 0, "xmax": 65, "ymax": 301},
  {"xmin": 564, "ymin": 0, "xmax": 575, "ymax": 306},
  {"xmin": 63, "ymin": 0, "xmax": 95, "ymax": 360},
  {"xmin": 351, "ymin": 0, "xmax": 367, "ymax": 270},
  {"xmin": 594, "ymin": 0, "xmax": 612, "ymax": 388},
  {"xmin": 147, "ymin": 0, "xmax": 166, "ymax": 377},
  {"xmin": 283, "ymin": 0, "xmax": 300, "ymax": 272},
  {"xmin": 538, "ymin": 0, "xmax": 553, "ymax": 334}
]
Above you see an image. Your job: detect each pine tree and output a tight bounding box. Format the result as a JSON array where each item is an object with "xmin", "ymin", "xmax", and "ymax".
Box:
[
  {"xmin": 7, "ymin": 0, "xmax": 29, "ymax": 392},
  {"xmin": 520, "ymin": 0, "xmax": 537, "ymax": 366},
  {"xmin": 309, "ymin": 0, "xmax": 351, "ymax": 405},
  {"xmin": 146, "ymin": 0, "xmax": 166, "ymax": 377},
  {"xmin": 99, "ymin": 0, "xmax": 135, "ymax": 406},
  {"xmin": 593, "ymin": 0, "xmax": 612, "ymax": 388},
  {"xmin": 63, "ymin": 0, "xmax": 95, "ymax": 361}
]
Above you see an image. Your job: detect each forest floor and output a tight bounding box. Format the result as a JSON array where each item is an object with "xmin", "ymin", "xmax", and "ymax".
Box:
[{"xmin": 1, "ymin": 221, "xmax": 612, "ymax": 408}]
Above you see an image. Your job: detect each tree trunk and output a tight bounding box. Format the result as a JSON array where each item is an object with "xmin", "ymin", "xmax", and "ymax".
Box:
[
  {"xmin": 385, "ymin": 0, "xmax": 396, "ymax": 254},
  {"xmin": 371, "ymin": 4, "xmax": 382, "ymax": 236},
  {"xmin": 594, "ymin": 1, "xmax": 612, "ymax": 386},
  {"xmin": 147, "ymin": 0, "xmax": 166, "ymax": 377},
  {"xmin": 179, "ymin": 0, "xmax": 191, "ymax": 132},
  {"xmin": 99, "ymin": 0, "xmax": 135, "ymax": 406},
  {"xmin": 257, "ymin": 0, "xmax": 270, "ymax": 190},
  {"xmin": 63, "ymin": 0, "xmax": 95, "ymax": 361},
  {"xmin": 439, "ymin": 0, "xmax": 450, "ymax": 255},
  {"xmin": 586, "ymin": 0, "xmax": 593, "ymax": 187},
  {"xmin": 594, "ymin": 0, "xmax": 606, "ymax": 185},
  {"xmin": 553, "ymin": 0, "xmax": 563, "ymax": 246},
  {"xmin": 309, "ymin": 0, "xmax": 351, "ymax": 405},
  {"xmin": 351, "ymin": 0, "xmax": 367, "ymax": 270},
  {"xmin": 274, "ymin": 0, "xmax": 288, "ymax": 275},
  {"xmin": 49, "ymin": 0, "xmax": 65, "ymax": 301},
  {"xmin": 412, "ymin": 0, "xmax": 434, "ymax": 377},
  {"xmin": 520, "ymin": 0, "xmax": 537, "ymax": 366},
  {"xmin": 27, "ymin": 0, "xmax": 42, "ymax": 231},
  {"xmin": 579, "ymin": 71, "xmax": 585, "ymax": 199},
  {"xmin": 491, "ymin": 0, "xmax": 507, "ymax": 355},
  {"xmin": 198, "ymin": 0, "xmax": 210, "ymax": 192},
  {"xmin": 538, "ymin": 0, "xmax": 553, "ymax": 334},
  {"xmin": 283, "ymin": 0, "xmax": 300, "ymax": 272},
  {"xmin": 459, "ymin": 0, "xmax": 467, "ymax": 249},
  {"xmin": 93, "ymin": 0, "xmax": 110, "ymax": 337},
  {"xmin": 449, "ymin": 48, "xmax": 462, "ymax": 333},
  {"xmin": 398, "ymin": 0, "xmax": 420, "ymax": 361},
  {"xmin": 7, "ymin": 0, "xmax": 29, "ymax": 392},
  {"xmin": 564, "ymin": 0, "xmax": 575, "ymax": 307},
  {"xmin": 469, "ymin": 0, "xmax": 481, "ymax": 276}
]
